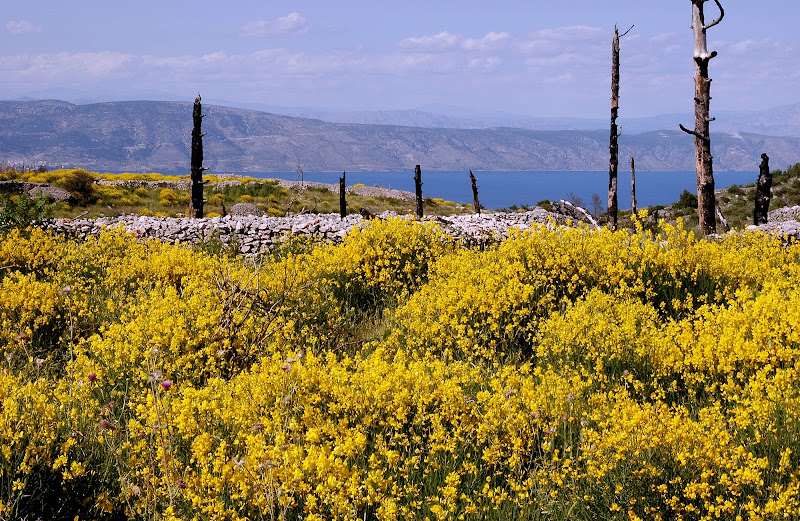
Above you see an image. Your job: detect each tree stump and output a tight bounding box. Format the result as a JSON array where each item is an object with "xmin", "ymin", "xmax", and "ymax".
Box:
[
  {"xmin": 414, "ymin": 165, "xmax": 423, "ymax": 219},
  {"xmin": 470, "ymin": 170, "xmax": 481, "ymax": 215},
  {"xmin": 339, "ymin": 171, "xmax": 347, "ymax": 219},
  {"xmin": 754, "ymin": 153, "xmax": 772, "ymax": 225}
]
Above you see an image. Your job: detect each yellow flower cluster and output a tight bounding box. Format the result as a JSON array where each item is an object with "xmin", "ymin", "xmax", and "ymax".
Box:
[{"xmin": 1, "ymin": 218, "xmax": 799, "ymax": 520}]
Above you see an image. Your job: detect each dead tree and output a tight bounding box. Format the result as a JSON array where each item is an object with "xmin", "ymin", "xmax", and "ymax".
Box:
[
  {"xmin": 630, "ymin": 156, "xmax": 637, "ymax": 216},
  {"xmin": 469, "ymin": 170, "xmax": 481, "ymax": 215},
  {"xmin": 754, "ymin": 153, "xmax": 772, "ymax": 225},
  {"xmin": 414, "ymin": 165, "xmax": 423, "ymax": 219},
  {"xmin": 608, "ymin": 25, "xmax": 632, "ymax": 230},
  {"xmin": 339, "ymin": 171, "xmax": 347, "ymax": 219},
  {"xmin": 680, "ymin": 0, "xmax": 724, "ymax": 235},
  {"xmin": 188, "ymin": 94, "xmax": 208, "ymax": 218}
]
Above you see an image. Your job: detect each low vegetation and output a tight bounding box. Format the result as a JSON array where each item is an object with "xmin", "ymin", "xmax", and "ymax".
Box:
[
  {"xmin": 1, "ymin": 217, "xmax": 800, "ymax": 519},
  {"xmin": 663, "ymin": 163, "xmax": 800, "ymax": 230},
  {"xmin": 0, "ymin": 168, "xmax": 470, "ymax": 219}
]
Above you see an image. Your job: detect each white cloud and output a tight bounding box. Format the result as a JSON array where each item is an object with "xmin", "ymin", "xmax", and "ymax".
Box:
[
  {"xmin": 462, "ymin": 32, "xmax": 509, "ymax": 51},
  {"xmin": 397, "ymin": 31, "xmax": 461, "ymax": 52},
  {"xmin": 513, "ymin": 26, "xmax": 605, "ymax": 56},
  {"xmin": 6, "ymin": 20, "xmax": 42, "ymax": 35},
  {"xmin": 238, "ymin": 12, "xmax": 310, "ymax": 38},
  {"xmin": 717, "ymin": 38, "xmax": 786, "ymax": 55},
  {"xmin": 397, "ymin": 31, "xmax": 511, "ymax": 53},
  {"xmin": 650, "ymin": 32, "xmax": 677, "ymax": 43},
  {"xmin": 468, "ymin": 56, "xmax": 502, "ymax": 72},
  {"xmin": 20, "ymin": 52, "xmax": 135, "ymax": 76}
]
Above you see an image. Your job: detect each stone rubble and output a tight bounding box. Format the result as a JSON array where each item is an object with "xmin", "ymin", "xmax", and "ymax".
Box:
[
  {"xmin": 45, "ymin": 209, "xmax": 570, "ymax": 254},
  {"xmin": 746, "ymin": 205, "xmax": 800, "ymax": 241}
]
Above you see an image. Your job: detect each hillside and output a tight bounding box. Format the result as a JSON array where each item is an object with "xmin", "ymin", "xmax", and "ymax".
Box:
[{"xmin": 1, "ymin": 100, "xmax": 800, "ymax": 173}]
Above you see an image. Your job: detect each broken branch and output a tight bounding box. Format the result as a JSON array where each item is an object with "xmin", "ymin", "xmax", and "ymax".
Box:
[
  {"xmin": 703, "ymin": 0, "xmax": 724, "ymax": 30},
  {"xmin": 679, "ymin": 123, "xmax": 709, "ymax": 143}
]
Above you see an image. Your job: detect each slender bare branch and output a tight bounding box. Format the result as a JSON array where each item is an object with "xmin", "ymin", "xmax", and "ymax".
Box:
[
  {"xmin": 560, "ymin": 199, "xmax": 600, "ymax": 230},
  {"xmin": 679, "ymin": 123, "xmax": 709, "ymax": 143},
  {"xmin": 704, "ymin": 0, "xmax": 724, "ymax": 30},
  {"xmin": 619, "ymin": 24, "xmax": 634, "ymax": 38}
]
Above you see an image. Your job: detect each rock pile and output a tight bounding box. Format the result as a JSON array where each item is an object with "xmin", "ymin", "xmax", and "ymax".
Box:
[
  {"xmin": 746, "ymin": 205, "xmax": 800, "ymax": 241},
  {"xmin": 0, "ymin": 181, "xmax": 72, "ymax": 202}
]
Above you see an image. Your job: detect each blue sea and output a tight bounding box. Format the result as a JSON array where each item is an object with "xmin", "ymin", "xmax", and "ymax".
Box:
[{"xmin": 235, "ymin": 170, "xmax": 758, "ymax": 211}]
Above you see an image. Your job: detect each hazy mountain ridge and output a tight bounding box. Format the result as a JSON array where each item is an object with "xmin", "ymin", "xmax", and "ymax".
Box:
[
  {"xmin": 286, "ymin": 104, "xmax": 800, "ymax": 138},
  {"xmin": 1, "ymin": 100, "xmax": 799, "ymax": 173}
]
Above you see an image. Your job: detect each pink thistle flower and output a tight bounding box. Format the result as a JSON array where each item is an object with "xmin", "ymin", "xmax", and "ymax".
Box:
[
  {"xmin": 160, "ymin": 380, "xmax": 172, "ymax": 391},
  {"xmin": 88, "ymin": 372, "xmax": 97, "ymax": 382}
]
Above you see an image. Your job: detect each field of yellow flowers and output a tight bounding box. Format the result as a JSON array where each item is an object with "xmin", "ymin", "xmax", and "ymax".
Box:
[{"xmin": 1, "ymin": 218, "xmax": 799, "ymax": 520}]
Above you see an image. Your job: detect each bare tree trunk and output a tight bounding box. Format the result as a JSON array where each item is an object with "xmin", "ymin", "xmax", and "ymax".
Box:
[
  {"xmin": 754, "ymin": 153, "xmax": 772, "ymax": 225},
  {"xmin": 414, "ymin": 165, "xmax": 423, "ymax": 219},
  {"xmin": 470, "ymin": 170, "xmax": 481, "ymax": 215},
  {"xmin": 608, "ymin": 25, "xmax": 632, "ymax": 230},
  {"xmin": 188, "ymin": 94, "xmax": 207, "ymax": 218},
  {"xmin": 680, "ymin": 0, "xmax": 724, "ymax": 235},
  {"xmin": 608, "ymin": 26, "xmax": 621, "ymax": 230},
  {"xmin": 630, "ymin": 156, "xmax": 637, "ymax": 216},
  {"xmin": 339, "ymin": 171, "xmax": 347, "ymax": 219}
]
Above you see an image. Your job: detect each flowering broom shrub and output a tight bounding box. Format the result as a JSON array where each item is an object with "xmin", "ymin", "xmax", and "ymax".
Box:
[{"xmin": 1, "ymin": 218, "xmax": 799, "ymax": 520}]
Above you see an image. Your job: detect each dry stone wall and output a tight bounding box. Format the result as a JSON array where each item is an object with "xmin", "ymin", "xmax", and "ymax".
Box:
[{"xmin": 46, "ymin": 210, "xmax": 568, "ymax": 254}]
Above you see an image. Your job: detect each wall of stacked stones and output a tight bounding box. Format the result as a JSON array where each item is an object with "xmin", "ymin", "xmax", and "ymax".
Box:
[{"xmin": 45, "ymin": 210, "xmax": 568, "ymax": 254}]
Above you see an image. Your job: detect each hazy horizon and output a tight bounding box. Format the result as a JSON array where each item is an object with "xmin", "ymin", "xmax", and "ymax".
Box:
[{"xmin": 2, "ymin": 1, "xmax": 798, "ymax": 121}]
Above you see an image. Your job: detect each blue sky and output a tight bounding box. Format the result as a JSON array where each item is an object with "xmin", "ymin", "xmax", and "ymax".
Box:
[{"xmin": 1, "ymin": 0, "xmax": 798, "ymax": 119}]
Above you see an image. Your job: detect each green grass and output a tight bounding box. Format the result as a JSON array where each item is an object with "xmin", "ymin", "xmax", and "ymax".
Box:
[{"xmin": 0, "ymin": 168, "xmax": 472, "ymax": 218}]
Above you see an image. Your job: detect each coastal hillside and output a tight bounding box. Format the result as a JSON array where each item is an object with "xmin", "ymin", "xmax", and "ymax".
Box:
[{"xmin": 2, "ymin": 100, "xmax": 800, "ymax": 173}]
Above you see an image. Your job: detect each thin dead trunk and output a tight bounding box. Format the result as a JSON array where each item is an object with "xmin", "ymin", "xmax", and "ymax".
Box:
[
  {"xmin": 414, "ymin": 165, "xmax": 423, "ymax": 219},
  {"xmin": 608, "ymin": 26, "xmax": 621, "ymax": 230},
  {"xmin": 608, "ymin": 25, "xmax": 632, "ymax": 230},
  {"xmin": 630, "ymin": 156, "xmax": 637, "ymax": 216},
  {"xmin": 754, "ymin": 153, "xmax": 772, "ymax": 225},
  {"xmin": 339, "ymin": 171, "xmax": 347, "ymax": 219},
  {"xmin": 188, "ymin": 94, "xmax": 207, "ymax": 218},
  {"xmin": 470, "ymin": 170, "xmax": 481, "ymax": 215},
  {"xmin": 680, "ymin": 0, "xmax": 724, "ymax": 235}
]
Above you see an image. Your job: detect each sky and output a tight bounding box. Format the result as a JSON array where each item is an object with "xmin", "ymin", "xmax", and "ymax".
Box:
[{"xmin": 1, "ymin": 0, "xmax": 798, "ymax": 119}]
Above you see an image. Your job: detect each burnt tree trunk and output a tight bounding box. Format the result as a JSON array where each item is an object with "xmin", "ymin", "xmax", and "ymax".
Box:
[
  {"xmin": 339, "ymin": 171, "xmax": 347, "ymax": 219},
  {"xmin": 681, "ymin": 0, "xmax": 724, "ymax": 235},
  {"xmin": 470, "ymin": 170, "xmax": 481, "ymax": 215},
  {"xmin": 608, "ymin": 25, "xmax": 632, "ymax": 230},
  {"xmin": 630, "ymin": 156, "xmax": 637, "ymax": 216},
  {"xmin": 608, "ymin": 26, "xmax": 622, "ymax": 230},
  {"xmin": 189, "ymin": 94, "xmax": 207, "ymax": 218},
  {"xmin": 414, "ymin": 165, "xmax": 423, "ymax": 219},
  {"xmin": 754, "ymin": 153, "xmax": 772, "ymax": 225}
]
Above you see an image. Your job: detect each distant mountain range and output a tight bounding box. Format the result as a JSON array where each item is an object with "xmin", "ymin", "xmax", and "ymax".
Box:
[
  {"xmin": 1, "ymin": 99, "xmax": 799, "ymax": 173},
  {"xmin": 287, "ymin": 104, "xmax": 800, "ymax": 137}
]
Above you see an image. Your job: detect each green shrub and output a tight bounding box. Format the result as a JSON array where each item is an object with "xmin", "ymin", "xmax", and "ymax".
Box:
[
  {"xmin": 56, "ymin": 169, "xmax": 97, "ymax": 206},
  {"xmin": 674, "ymin": 189, "xmax": 698, "ymax": 211},
  {"xmin": 0, "ymin": 193, "xmax": 55, "ymax": 236}
]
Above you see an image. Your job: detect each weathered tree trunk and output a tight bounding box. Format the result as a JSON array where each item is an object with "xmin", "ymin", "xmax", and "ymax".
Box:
[
  {"xmin": 754, "ymin": 153, "xmax": 772, "ymax": 225},
  {"xmin": 414, "ymin": 165, "xmax": 423, "ymax": 219},
  {"xmin": 608, "ymin": 26, "xmax": 622, "ymax": 230},
  {"xmin": 680, "ymin": 0, "xmax": 724, "ymax": 235},
  {"xmin": 339, "ymin": 171, "xmax": 347, "ymax": 219},
  {"xmin": 630, "ymin": 156, "xmax": 637, "ymax": 216},
  {"xmin": 470, "ymin": 170, "xmax": 481, "ymax": 215},
  {"xmin": 188, "ymin": 94, "xmax": 207, "ymax": 218}
]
